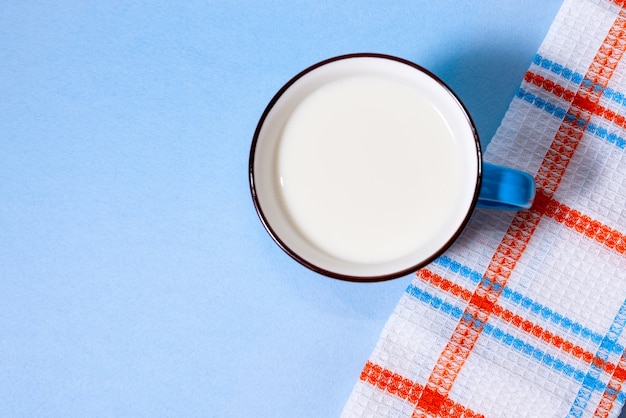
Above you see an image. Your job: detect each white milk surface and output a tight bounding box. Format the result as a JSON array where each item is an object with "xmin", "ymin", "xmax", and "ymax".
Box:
[{"xmin": 278, "ymin": 75, "xmax": 466, "ymax": 265}]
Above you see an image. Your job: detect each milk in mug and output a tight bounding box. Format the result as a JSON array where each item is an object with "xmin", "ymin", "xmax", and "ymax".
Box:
[{"xmin": 277, "ymin": 73, "xmax": 474, "ymax": 265}]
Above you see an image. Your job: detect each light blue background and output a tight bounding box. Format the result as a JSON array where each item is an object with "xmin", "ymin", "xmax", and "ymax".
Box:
[{"xmin": 2, "ymin": 1, "xmax": 599, "ymax": 417}]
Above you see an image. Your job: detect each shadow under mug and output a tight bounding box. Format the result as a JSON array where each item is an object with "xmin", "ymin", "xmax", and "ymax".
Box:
[{"xmin": 249, "ymin": 53, "xmax": 535, "ymax": 282}]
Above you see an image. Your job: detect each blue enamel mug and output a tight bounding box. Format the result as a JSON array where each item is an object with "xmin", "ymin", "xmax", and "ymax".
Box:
[{"xmin": 249, "ymin": 54, "xmax": 535, "ymax": 281}]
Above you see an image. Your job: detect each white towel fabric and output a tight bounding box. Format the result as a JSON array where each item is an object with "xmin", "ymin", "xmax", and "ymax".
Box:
[{"xmin": 342, "ymin": 0, "xmax": 626, "ymax": 416}]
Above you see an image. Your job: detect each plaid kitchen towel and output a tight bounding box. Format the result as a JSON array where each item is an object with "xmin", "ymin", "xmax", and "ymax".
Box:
[{"xmin": 342, "ymin": 0, "xmax": 626, "ymax": 417}]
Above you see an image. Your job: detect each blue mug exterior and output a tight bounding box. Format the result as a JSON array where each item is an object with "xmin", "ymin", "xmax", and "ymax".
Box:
[
  {"xmin": 249, "ymin": 53, "xmax": 537, "ymax": 282},
  {"xmin": 478, "ymin": 163, "xmax": 535, "ymax": 210}
]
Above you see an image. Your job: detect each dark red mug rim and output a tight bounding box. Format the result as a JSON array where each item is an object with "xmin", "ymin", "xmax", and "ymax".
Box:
[{"xmin": 249, "ymin": 53, "xmax": 483, "ymax": 282}]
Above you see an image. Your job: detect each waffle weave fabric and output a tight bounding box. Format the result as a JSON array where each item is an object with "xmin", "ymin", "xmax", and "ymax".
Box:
[{"xmin": 342, "ymin": 0, "xmax": 626, "ymax": 416}]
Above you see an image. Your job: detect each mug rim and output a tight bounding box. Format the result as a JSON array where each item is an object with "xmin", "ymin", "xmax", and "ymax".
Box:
[{"xmin": 249, "ymin": 53, "xmax": 483, "ymax": 282}]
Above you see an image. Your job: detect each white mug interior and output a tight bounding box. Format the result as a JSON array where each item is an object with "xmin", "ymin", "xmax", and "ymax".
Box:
[{"xmin": 250, "ymin": 54, "xmax": 480, "ymax": 281}]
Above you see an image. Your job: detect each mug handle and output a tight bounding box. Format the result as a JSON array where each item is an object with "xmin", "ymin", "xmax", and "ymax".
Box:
[{"xmin": 477, "ymin": 163, "xmax": 536, "ymax": 210}]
